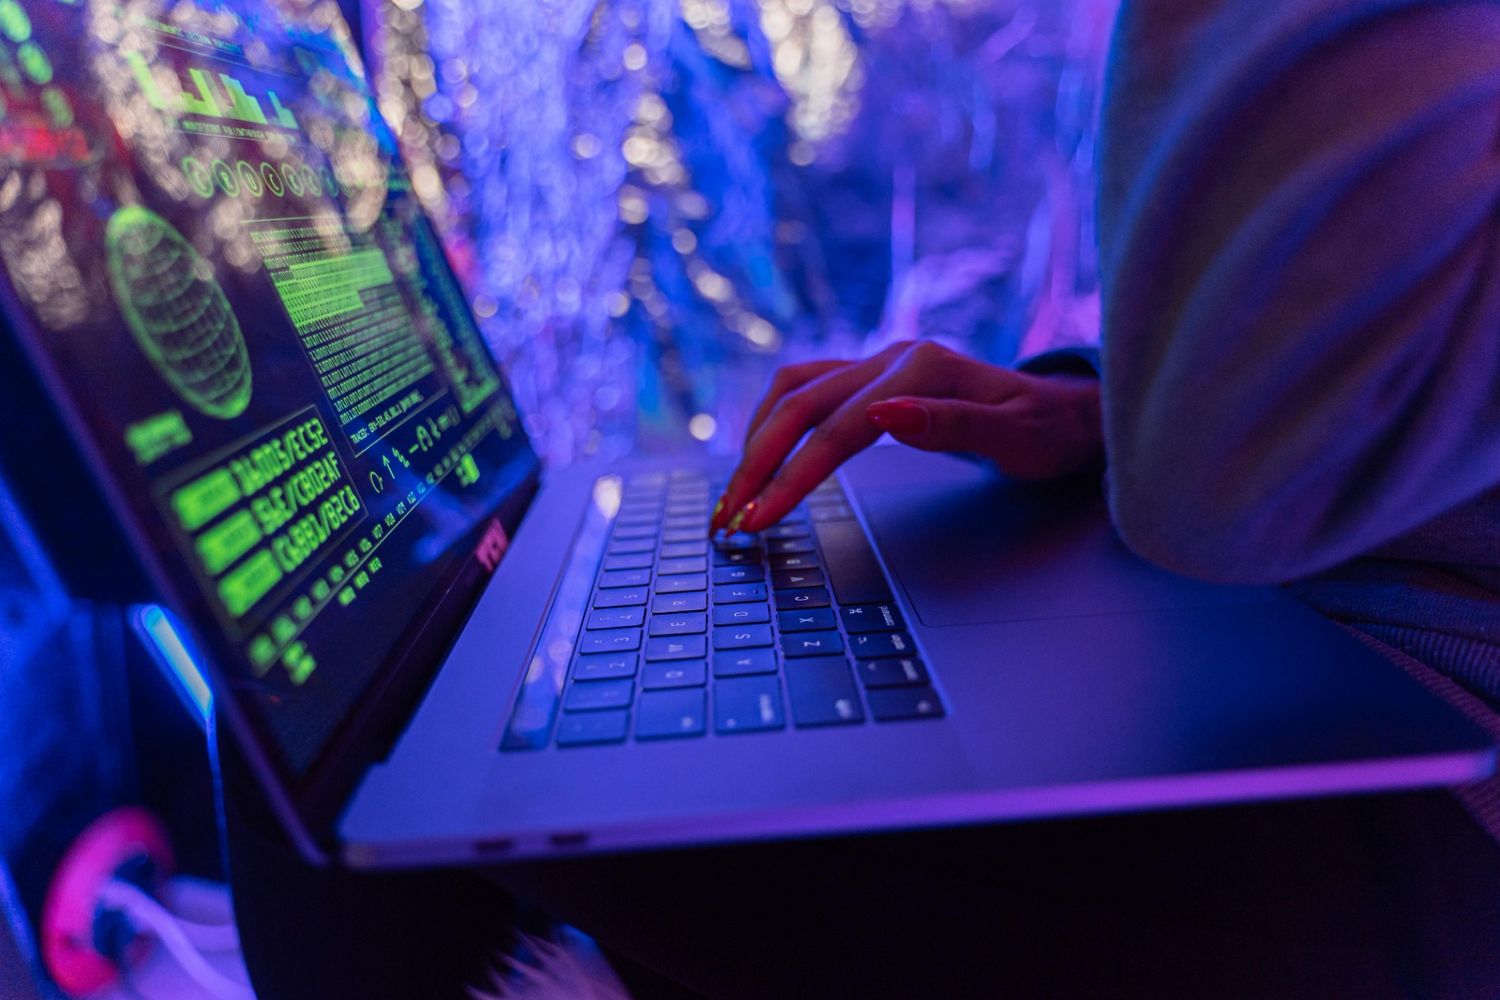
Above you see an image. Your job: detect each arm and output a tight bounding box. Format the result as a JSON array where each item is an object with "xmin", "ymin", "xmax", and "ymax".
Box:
[{"xmin": 1100, "ymin": 0, "xmax": 1500, "ymax": 584}]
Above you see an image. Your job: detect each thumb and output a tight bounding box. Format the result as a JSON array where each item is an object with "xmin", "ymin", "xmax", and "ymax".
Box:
[{"xmin": 866, "ymin": 396, "xmax": 1009, "ymax": 456}]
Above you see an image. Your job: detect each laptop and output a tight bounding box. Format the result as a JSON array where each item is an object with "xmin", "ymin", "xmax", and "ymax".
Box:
[{"xmin": 0, "ymin": 0, "xmax": 1491, "ymax": 868}]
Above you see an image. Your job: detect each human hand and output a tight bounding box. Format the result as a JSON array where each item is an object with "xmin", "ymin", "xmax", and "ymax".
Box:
[{"xmin": 712, "ymin": 340, "xmax": 1103, "ymax": 533}]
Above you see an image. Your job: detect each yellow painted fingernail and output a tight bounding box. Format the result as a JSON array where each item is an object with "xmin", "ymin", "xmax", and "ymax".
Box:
[
  {"xmin": 713, "ymin": 495, "xmax": 726, "ymax": 519},
  {"xmin": 728, "ymin": 499, "xmax": 758, "ymax": 532}
]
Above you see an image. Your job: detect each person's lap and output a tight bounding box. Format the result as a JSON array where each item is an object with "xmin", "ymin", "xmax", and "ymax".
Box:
[{"xmin": 492, "ymin": 789, "xmax": 1500, "ymax": 999}]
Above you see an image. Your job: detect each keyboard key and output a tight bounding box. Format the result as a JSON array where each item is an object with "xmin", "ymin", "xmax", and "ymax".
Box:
[
  {"xmin": 653, "ymin": 592, "xmax": 707, "ymax": 614},
  {"xmin": 594, "ymin": 586, "xmax": 648, "ymax": 608},
  {"xmin": 785, "ymin": 657, "xmax": 864, "ymax": 727},
  {"xmin": 645, "ymin": 635, "xmax": 708, "ymax": 661},
  {"xmin": 603, "ymin": 552, "xmax": 654, "ymax": 571},
  {"xmin": 587, "ymin": 607, "xmax": 645, "ymax": 630},
  {"xmin": 636, "ymin": 689, "xmax": 707, "ymax": 739},
  {"xmin": 781, "ymin": 630, "xmax": 843, "ymax": 658},
  {"xmin": 848, "ymin": 632, "xmax": 916, "ymax": 659},
  {"xmin": 866, "ymin": 686, "xmax": 944, "ymax": 722},
  {"xmin": 764, "ymin": 524, "xmax": 811, "ymax": 540},
  {"xmin": 661, "ymin": 541, "xmax": 708, "ymax": 559},
  {"xmin": 642, "ymin": 660, "xmax": 707, "ymax": 689},
  {"xmin": 768, "ymin": 537, "xmax": 815, "ymax": 555},
  {"xmin": 811, "ymin": 504, "xmax": 855, "ymax": 522},
  {"xmin": 621, "ymin": 495, "xmax": 664, "ymax": 510},
  {"xmin": 577, "ymin": 629, "xmax": 641, "ymax": 655},
  {"xmin": 772, "ymin": 568, "xmax": 825, "ymax": 590},
  {"xmin": 769, "ymin": 553, "xmax": 818, "ymax": 572},
  {"xmin": 565, "ymin": 679, "xmax": 634, "ymax": 712},
  {"xmin": 661, "ymin": 528, "xmax": 703, "ymax": 544},
  {"xmin": 775, "ymin": 587, "xmax": 831, "ymax": 610},
  {"xmin": 649, "ymin": 613, "xmax": 707, "ymax": 636},
  {"xmin": 813, "ymin": 521, "xmax": 894, "ymax": 604},
  {"xmin": 714, "ymin": 677, "xmax": 785, "ymax": 734},
  {"xmin": 659, "ymin": 557, "xmax": 709, "ymax": 576},
  {"xmin": 777, "ymin": 607, "xmax": 836, "ymax": 632},
  {"xmin": 857, "ymin": 657, "xmax": 928, "ymax": 688},
  {"xmin": 712, "ymin": 530, "xmax": 760, "ymax": 551},
  {"xmin": 714, "ymin": 624, "xmax": 774, "ymax": 650},
  {"xmin": 713, "ymin": 548, "xmax": 762, "ymax": 566},
  {"xmin": 714, "ymin": 648, "xmax": 777, "ymax": 677},
  {"xmin": 573, "ymin": 652, "xmax": 638, "ymax": 681},
  {"xmin": 613, "ymin": 523, "xmax": 659, "ymax": 540},
  {"xmin": 608, "ymin": 537, "xmax": 656, "ymax": 554},
  {"xmin": 841, "ymin": 604, "xmax": 905, "ymax": 633},
  {"xmin": 664, "ymin": 516, "xmax": 706, "ymax": 531},
  {"xmin": 713, "ymin": 583, "xmax": 767, "ymax": 604},
  {"xmin": 713, "ymin": 565, "xmax": 764, "ymax": 585},
  {"xmin": 556, "ymin": 710, "xmax": 630, "ymax": 746},
  {"xmin": 656, "ymin": 573, "xmax": 707, "ymax": 594},
  {"xmin": 712, "ymin": 603, "xmax": 770, "ymax": 626},
  {"xmin": 599, "ymin": 568, "xmax": 651, "ymax": 589}
]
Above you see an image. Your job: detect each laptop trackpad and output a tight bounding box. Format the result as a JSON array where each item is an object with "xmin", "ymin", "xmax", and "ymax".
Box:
[{"xmin": 845, "ymin": 449, "xmax": 1268, "ymax": 627}]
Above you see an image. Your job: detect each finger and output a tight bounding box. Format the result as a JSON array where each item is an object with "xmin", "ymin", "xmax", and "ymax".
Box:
[
  {"xmin": 738, "ymin": 344, "xmax": 962, "ymax": 530},
  {"xmin": 867, "ymin": 380, "xmax": 1099, "ymax": 479},
  {"xmin": 715, "ymin": 356, "xmax": 889, "ymax": 530},
  {"xmin": 715, "ymin": 360, "xmax": 850, "ymax": 527},
  {"xmin": 715, "ymin": 344, "xmax": 912, "ymax": 529},
  {"xmin": 743, "ymin": 360, "xmax": 850, "ymax": 447},
  {"xmin": 867, "ymin": 396, "xmax": 1022, "ymax": 455}
]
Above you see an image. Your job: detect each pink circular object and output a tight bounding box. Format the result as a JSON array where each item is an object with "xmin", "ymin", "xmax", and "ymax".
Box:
[{"xmin": 40, "ymin": 806, "xmax": 173, "ymax": 997}]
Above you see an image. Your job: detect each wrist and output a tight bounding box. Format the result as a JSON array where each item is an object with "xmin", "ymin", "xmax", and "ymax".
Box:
[{"xmin": 1025, "ymin": 372, "xmax": 1104, "ymax": 479}]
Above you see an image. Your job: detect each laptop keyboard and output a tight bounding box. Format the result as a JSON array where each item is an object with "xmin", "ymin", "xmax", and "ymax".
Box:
[{"xmin": 550, "ymin": 471, "xmax": 944, "ymax": 748}]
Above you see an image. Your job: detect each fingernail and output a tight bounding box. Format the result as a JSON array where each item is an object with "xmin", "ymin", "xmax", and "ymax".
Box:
[
  {"xmin": 867, "ymin": 400, "xmax": 929, "ymax": 436},
  {"xmin": 727, "ymin": 499, "xmax": 758, "ymax": 532},
  {"xmin": 712, "ymin": 495, "xmax": 726, "ymax": 524}
]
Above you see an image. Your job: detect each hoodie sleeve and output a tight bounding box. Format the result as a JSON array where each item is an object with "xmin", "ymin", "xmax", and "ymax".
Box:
[{"xmin": 1097, "ymin": 0, "xmax": 1500, "ymax": 584}]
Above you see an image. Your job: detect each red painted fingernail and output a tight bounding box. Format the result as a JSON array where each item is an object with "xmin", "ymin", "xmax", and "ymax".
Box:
[{"xmin": 867, "ymin": 400, "xmax": 929, "ymax": 436}]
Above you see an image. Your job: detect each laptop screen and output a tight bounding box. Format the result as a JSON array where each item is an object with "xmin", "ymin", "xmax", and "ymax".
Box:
[{"xmin": 0, "ymin": 0, "xmax": 537, "ymax": 777}]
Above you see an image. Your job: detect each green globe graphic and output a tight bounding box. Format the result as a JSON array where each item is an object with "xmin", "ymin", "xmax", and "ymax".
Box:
[{"xmin": 106, "ymin": 206, "xmax": 252, "ymax": 420}]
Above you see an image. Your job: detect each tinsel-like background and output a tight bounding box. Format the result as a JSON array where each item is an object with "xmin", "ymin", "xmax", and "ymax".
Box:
[{"xmin": 360, "ymin": 0, "xmax": 1117, "ymax": 465}]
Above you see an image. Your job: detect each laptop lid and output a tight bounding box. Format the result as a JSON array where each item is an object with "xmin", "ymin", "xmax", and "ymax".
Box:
[{"xmin": 0, "ymin": 0, "xmax": 540, "ymax": 854}]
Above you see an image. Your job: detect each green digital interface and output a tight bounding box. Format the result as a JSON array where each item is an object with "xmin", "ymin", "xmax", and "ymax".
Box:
[
  {"xmin": 127, "ymin": 51, "xmax": 300, "ymax": 135},
  {"xmin": 248, "ymin": 216, "xmax": 443, "ymax": 450},
  {"xmin": 0, "ymin": 0, "xmax": 535, "ymax": 776},
  {"xmin": 107, "ymin": 206, "xmax": 254, "ymax": 420}
]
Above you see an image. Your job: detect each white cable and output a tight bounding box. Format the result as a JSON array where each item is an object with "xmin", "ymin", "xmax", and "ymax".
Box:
[
  {"xmin": 122, "ymin": 877, "xmax": 240, "ymax": 953},
  {"xmin": 103, "ymin": 879, "xmax": 239, "ymax": 952},
  {"xmin": 172, "ymin": 915, "xmax": 241, "ymax": 954},
  {"xmin": 99, "ymin": 880, "xmax": 255, "ymax": 1000}
]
